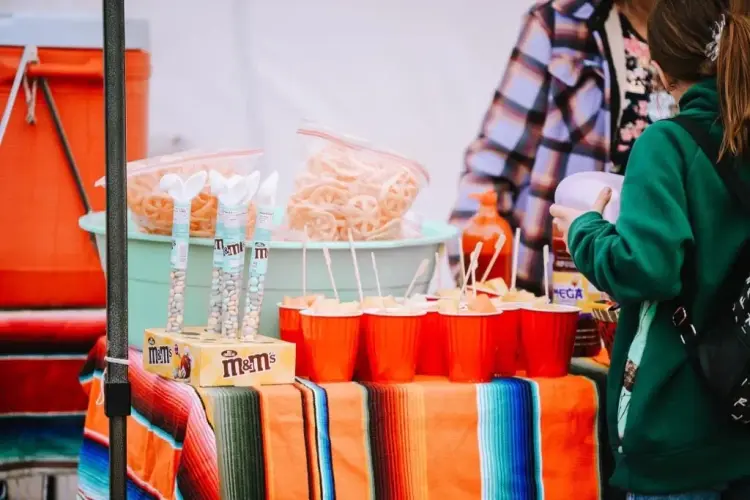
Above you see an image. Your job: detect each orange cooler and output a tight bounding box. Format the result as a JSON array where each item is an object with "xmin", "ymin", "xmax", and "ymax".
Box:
[{"xmin": 0, "ymin": 14, "xmax": 150, "ymax": 308}]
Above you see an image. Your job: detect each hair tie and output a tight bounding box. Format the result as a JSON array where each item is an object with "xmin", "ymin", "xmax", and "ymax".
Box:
[{"xmin": 705, "ymin": 14, "xmax": 726, "ymax": 62}]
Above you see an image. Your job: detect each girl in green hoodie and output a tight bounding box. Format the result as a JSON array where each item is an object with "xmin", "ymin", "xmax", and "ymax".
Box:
[{"xmin": 550, "ymin": 0, "xmax": 750, "ymax": 498}]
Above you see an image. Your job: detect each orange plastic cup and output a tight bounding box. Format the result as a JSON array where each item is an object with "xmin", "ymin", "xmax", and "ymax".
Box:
[
  {"xmin": 360, "ymin": 309, "xmax": 425, "ymax": 382},
  {"xmin": 441, "ymin": 310, "xmax": 502, "ymax": 383},
  {"xmin": 521, "ymin": 304, "xmax": 580, "ymax": 377},
  {"xmin": 417, "ymin": 309, "xmax": 448, "ymax": 376},
  {"xmin": 278, "ymin": 303, "xmax": 308, "ymax": 377},
  {"xmin": 494, "ymin": 304, "xmax": 521, "ymax": 376},
  {"xmin": 299, "ymin": 310, "xmax": 362, "ymax": 383}
]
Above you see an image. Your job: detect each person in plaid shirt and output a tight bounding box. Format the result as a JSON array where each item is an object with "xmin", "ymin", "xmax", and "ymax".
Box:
[{"xmin": 449, "ymin": 0, "xmax": 671, "ymax": 294}]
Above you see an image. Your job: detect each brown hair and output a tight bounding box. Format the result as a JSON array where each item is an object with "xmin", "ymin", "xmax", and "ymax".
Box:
[
  {"xmin": 617, "ymin": 0, "xmax": 657, "ymax": 20},
  {"xmin": 648, "ymin": 0, "xmax": 750, "ymax": 159}
]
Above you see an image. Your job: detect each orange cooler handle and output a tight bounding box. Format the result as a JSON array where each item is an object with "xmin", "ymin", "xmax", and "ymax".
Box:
[{"xmin": 26, "ymin": 60, "xmax": 103, "ymax": 80}]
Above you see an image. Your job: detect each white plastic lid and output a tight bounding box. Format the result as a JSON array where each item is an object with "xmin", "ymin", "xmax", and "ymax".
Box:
[
  {"xmin": 554, "ymin": 171, "xmax": 623, "ymax": 223},
  {"xmin": 0, "ymin": 13, "xmax": 150, "ymax": 51}
]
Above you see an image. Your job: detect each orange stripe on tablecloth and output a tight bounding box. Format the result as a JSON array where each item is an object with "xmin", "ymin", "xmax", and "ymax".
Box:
[
  {"xmin": 84, "ymin": 377, "xmax": 180, "ymax": 500},
  {"xmin": 418, "ymin": 379, "xmax": 482, "ymax": 499},
  {"xmin": 403, "ymin": 384, "xmax": 428, "ymax": 500},
  {"xmin": 258, "ymin": 385, "xmax": 310, "ymax": 500},
  {"xmin": 322, "ymin": 383, "xmax": 374, "ymax": 500},
  {"xmin": 535, "ymin": 376, "xmax": 600, "ymax": 500},
  {"xmin": 295, "ymin": 381, "xmax": 322, "ymax": 500}
]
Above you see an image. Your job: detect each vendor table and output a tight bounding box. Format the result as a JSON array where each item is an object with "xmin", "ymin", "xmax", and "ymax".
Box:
[
  {"xmin": 0, "ymin": 310, "xmax": 105, "ymax": 498},
  {"xmin": 78, "ymin": 337, "xmax": 619, "ymax": 500}
]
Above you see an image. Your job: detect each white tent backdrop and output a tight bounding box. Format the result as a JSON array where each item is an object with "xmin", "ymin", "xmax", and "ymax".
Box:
[{"xmin": 7, "ymin": 0, "xmax": 534, "ymax": 288}]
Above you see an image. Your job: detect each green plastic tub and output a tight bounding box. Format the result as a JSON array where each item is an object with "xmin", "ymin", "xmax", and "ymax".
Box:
[{"xmin": 79, "ymin": 212, "xmax": 457, "ymax": 350}]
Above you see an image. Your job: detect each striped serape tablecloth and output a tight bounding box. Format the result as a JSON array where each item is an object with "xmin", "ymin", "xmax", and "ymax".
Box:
[
  {"xmin": 77, "ymin": 337, "xmax": 219, "ymax": 500},
  {"xmin": 78, "ymin": 335, "xmax": 611, "ymax": 500},
  {"xmin": 203, "ymin": 376, "xmax": 602, "ymax": 500},
  {"xmin": 0, "ymin": 309, "xmax": 104, "ymax": 479}
]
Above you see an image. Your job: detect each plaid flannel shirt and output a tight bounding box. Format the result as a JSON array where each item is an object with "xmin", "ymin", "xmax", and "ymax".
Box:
[{"xmin": 449, "ymin": 0, "xmax": 622, "ymax": 292}]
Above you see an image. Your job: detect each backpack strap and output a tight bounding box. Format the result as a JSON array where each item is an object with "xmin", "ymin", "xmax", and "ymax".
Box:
[
  {"xmin": 668, "ymin": 115, "xmax": 750, "ymax": 214},
  {"xmin": 666, "ymin": 115, "xmax": 750, "ymax": 350}
]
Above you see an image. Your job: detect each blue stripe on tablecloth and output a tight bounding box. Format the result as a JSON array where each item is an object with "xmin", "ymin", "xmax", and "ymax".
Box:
[
  {"xmin": 0, "ymin": 415, "xmax": 84, "ymax": 464},
  {"xmin": 77, "ymin": 438, "xmax": 159, "ymax": 500},
  {"xmin": 356, "ymin": 383, "xmax": 376, "ymax": 500},
  {"xmin": 131, "ymin": 407, "xmax": 183, "ymax": 451},
  {"xmin": 477, "ymin": 379, "xmax": 542, "ymax": 500},
  {"xmin": 296, "ymin": 378, "xmax": 335, "ymax": 499}
]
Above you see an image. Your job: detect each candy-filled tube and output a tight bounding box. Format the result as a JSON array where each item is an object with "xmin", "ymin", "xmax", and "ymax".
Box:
[
  {"xmin": 206, "ymin": 171, "xmax": 260, "ymax": 335},
  {"xmin": 163, "ymin": 171, "xmax": 207, "ymax": 334},
  {"xmin": 242, "ymin": 172, "xmax": 280, "ymax": 339},
  {"xmin": 206, "ymin": 201, "xmax": 226, "ymax": 334},
  {"xmin": 220, "ymin": 204, "xmax": 248, "ymax": 337}
]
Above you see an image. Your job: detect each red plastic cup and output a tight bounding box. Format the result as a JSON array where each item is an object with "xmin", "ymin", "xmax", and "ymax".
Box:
[
  {"xmin": 416, "ymin": 309, "xmax": 448, "ymax": 376},
  {"xmin": 441, "ymin": 310, "xmax": 502, "ymax": 383},
  {"xmin": 299, "ymin": 310, "xmax": 362, "ymax": 383},
  {"xmin": 494, "ymin": 304, "xmax": 521, "ymax": 376},
  {"xmin": 521, "ymin": 304, "xmax": 580, "ymax": 377},
  {"xmin": 278, "ymin": 303, "xmax": 308, "ymax": 377},
  {"xmin": 360, "ymin": 309, "xmax": 425, "ymax": 382}
]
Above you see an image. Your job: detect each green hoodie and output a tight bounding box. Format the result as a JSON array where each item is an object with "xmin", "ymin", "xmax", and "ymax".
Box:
[{"xmin": 568, "ymin": 78, "xmax": 750, "ymax": 494}]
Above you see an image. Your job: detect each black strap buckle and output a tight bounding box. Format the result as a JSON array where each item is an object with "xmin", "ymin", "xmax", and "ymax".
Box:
[
  {"xmin": 673, "ymin": 307, "xmax": 688, "ymax": 327},
  {"xmin": 679, "ymin": 324, "xmax": 698, "ymax": 345},
  {"xmin": 673, "ymin": 306, "xmax": 699, "ymax": 345}
]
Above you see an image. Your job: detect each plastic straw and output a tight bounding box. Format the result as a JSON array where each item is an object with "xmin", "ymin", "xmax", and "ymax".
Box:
[
  {"xmin": 480, "ymin": 233, "xmax": 507, "ymax": 283},
  {"xmin": 434, "ymin": 251, "xmax": 442, "ymax": 290},
  {"xmin": 510, "ymin": 228, "xmax": 521, "ymax": 290},
  {"xmin": 472, "ymin": 260, "xmax": 478, "ymax": 298},
  {"xmin": 458, "ymin": 247, "xmax": 480, "ymax": 299},
  {"xmin": 543, "ymin": 244, "xmax": 551, "ymax": 303},
  {"xmin": 458, "ymin": 234, "xmax": 466, "ymax": 287},
  {"xmin": 471, "ymin": 243, "xmax": 483, "ymax": 298},
  {"xmin": 322, "ymin": 247, "xmax": 339, "ymax": 301},
  {"xmin": 404, "ymin": 259, "xmax": 429, "ymax": 300},
  {"xmin": 371, "ymin": 252, "xmax": 383, "ymax": 298},
  {"xmin": 302, "ymin": 226, "xmax": 309, "ymax": 297},
  {"xmin": 347, "ymin": 229, "xmax": 364, "ymax": 303}
]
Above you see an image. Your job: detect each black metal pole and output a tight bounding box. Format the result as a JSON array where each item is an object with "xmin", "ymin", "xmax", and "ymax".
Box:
[{"xmin": 102, "ymin": 1, "xmax": 130, "ymax": 499}]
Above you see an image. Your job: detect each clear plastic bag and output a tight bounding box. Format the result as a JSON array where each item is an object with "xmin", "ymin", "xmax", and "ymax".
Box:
[
  {"xmin": 286, "ymin": 127, "xmax": 428, "ymax": 241},
  {"xmin": 94, "ymin": 149, "xmax": 263, "ymax": 238}
]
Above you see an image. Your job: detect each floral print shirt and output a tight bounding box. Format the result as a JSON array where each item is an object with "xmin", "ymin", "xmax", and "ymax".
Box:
[{"xmin": 611, "ymin": 14, "xmax": 676, "ymax": 173}]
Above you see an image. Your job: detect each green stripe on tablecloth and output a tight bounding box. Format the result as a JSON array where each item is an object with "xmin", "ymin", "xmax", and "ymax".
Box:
[{"xmin": 204, "ymin": 387, "xmax": 266, "ymax": 500}]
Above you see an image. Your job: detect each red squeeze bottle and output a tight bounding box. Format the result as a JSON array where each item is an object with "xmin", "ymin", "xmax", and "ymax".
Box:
[{"xmin": 461, "ymin": 190, "xmax": 513, "ymax": 284}]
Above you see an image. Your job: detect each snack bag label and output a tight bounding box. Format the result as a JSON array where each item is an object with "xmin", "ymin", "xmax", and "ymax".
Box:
[
  {"xmin": 212, "ymin": 204, "xmax": 226, "ymax": 268},
  {"xmin": 218, "ymin": 349, "xmax": 278, "ymax": 378},
  {"xmin": 170, "ymin": 201, "xmax": 191, "ymax": 270},
  {"xmin": 222, "ymin": 205, "xmax": 247, "ymax": 273},
  {"xmin": 143, "ymin": 331, "xmax": 175, "ymax": 378},
  {"xmin": 197, "ymin": 338, "xmax": 295, "ymax": 386},
  {"xmin": 250, "ymin": 241, "xmax": 269, "ymax": 275},
  {"xmin": 583, "ymin": 277, "xmax": 606, "ymax": 303},
  {"xmin": 248, "ymin": 208, "xmax": 274, "ymax": 275},
  {"xmin": 552, "ymin": 270, "xmax": 587, "ymax": 307},
  {"xmin": 172, "ymin": 341, "xmax": 195, "ymax": 383}
]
